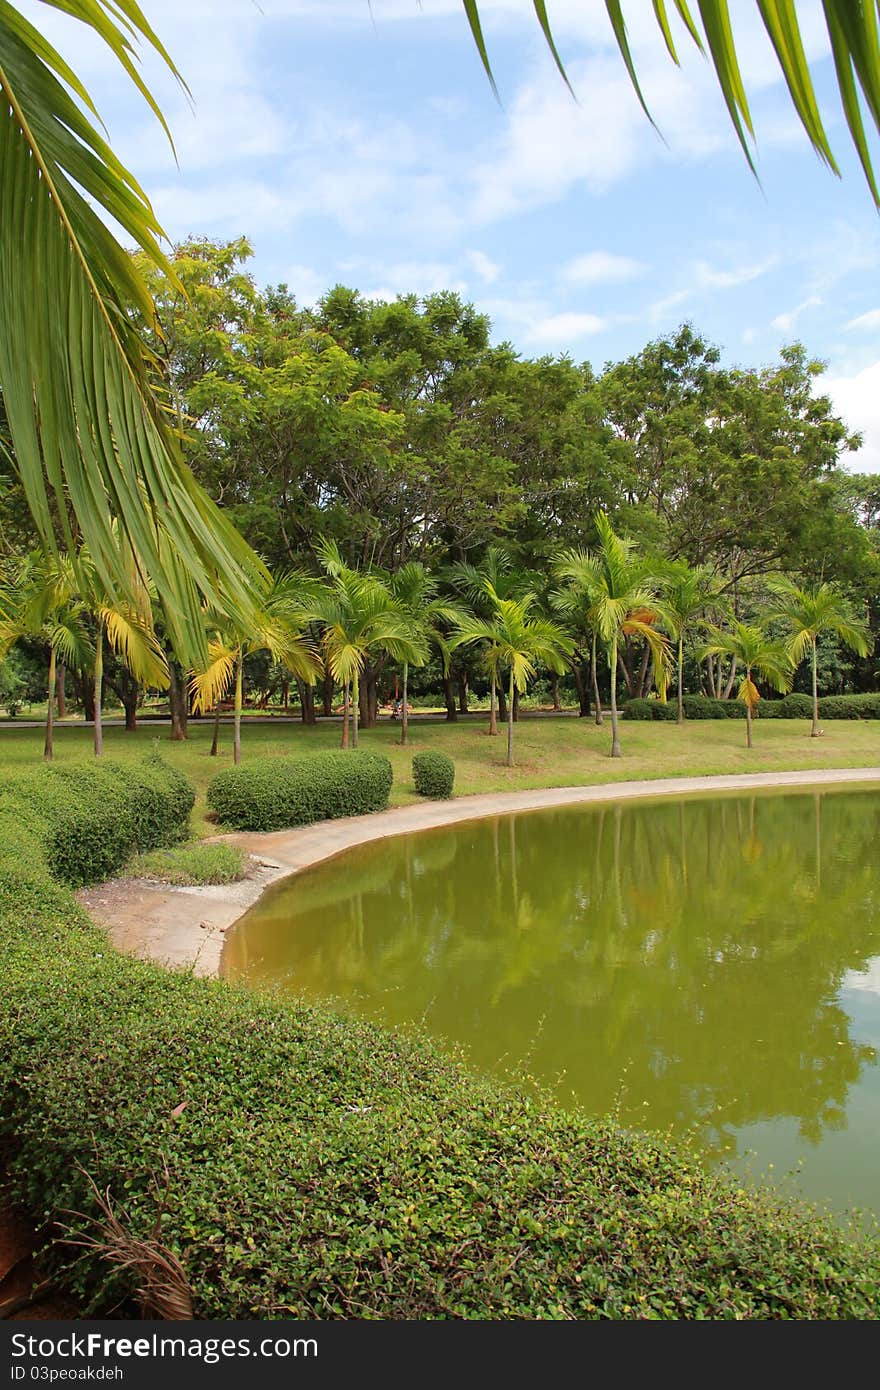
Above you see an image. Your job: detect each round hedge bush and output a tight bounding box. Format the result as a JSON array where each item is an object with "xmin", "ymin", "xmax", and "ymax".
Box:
[
  {"xmin": 207, "ymin": 749, "xmax": 393, "ymax": 831},
  {"xmin": 412, "ymin": 749, "xmax": 455, "ymax": 799}
]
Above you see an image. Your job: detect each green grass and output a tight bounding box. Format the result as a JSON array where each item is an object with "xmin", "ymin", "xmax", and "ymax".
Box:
[
  {"xmin": 0, "ymin": 714, "xmax": 877, "ymax": 834},
  {"xmin": 127, "ymin": 841, "xmax": 247, "ymax": 886}
]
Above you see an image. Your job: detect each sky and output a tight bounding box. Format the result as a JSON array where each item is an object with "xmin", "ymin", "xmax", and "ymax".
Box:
[{"xmin": 26, "ymin": 0, "xmax": 880, "ymax": 470}]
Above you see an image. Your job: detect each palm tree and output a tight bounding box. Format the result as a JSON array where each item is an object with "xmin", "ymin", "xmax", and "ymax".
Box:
[
  {"xmin": 701, "ymin": 621, "xmax": 793, "ymax": 749},
  {"xmin": 312, "ymin": 543, "xmax": 425, "ymax": 750},
  {"xmin": 0, "ymin": 3, "xmax": 262, "ymax": 665},
  {"xmin": 767, "ymin": 577, "xmax": 872, "ymax": 737},
  {"xmin": 550, "ymin": 570, "xmax": 606, "ymax": 727},
  {"xmin": 446, "ymin": 545, "xmax": 520, "ymax": 735},
  {"xmin": 389, "ymin": 563, "xmax": 464, "ymax": 747},
  {"xmin": 555, "ymin": 514, "xmax": 670, "ymax": 759},
  {"xmin": 451, "ymin": 584, "xmax": 573, "ymax": 768},
  {"xmin": 660, "ymin": 560, "xmax": 720, "ymax": 724},
  {"xmin": 190, "ymin": 571, "xmax": 320, "ymax": 765},
  {"xmin": 464, "ymin": 4, "xmax": 880, "ymax": 207},
  {"xmin": 0, "ymin": 552, "xmax": 89, "ymax": 761}
]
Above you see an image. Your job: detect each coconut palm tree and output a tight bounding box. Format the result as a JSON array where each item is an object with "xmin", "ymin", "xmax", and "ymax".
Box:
[
  {"xmin": 465, "ymin": 3, "xmax": 880, "ymax": 207},
  {"xmin": 555, "ymin": 514, "xmax": 670, "ymax": 759},
  {"xmin": 0, "ymin": 3, "xmax": 262, "ymax": 664},
  {"xmin": 446, "ymin": 545, "xmax": 522, "ymax": 735},
  {"xmin": 190, "ymin": 570, "xmax": 320, "ymax": 765},
  {"xmin": 312, "ymin": 542, "xmax": 425, "ymax": 750},
  {"xmin": 389, "ymin": 563, "xmax": 464, "ymax": 746},
  {"xmin": 767, "ymin": 577, "xmax": 872, "ymax": 737},
  {"xmin": 701, "ymin": 621, "xmax": 793, "ymax": 749},
  {"xmin": 451, "ymin": 584, "xmax": 574, "ymax": 768},
  {"xmin": 0, "ymin": 552, "xmax": 90, "ymax": 761},
  {"xmin": 660, "ymin": 560, "xmax": 720, "ymax": 724}
]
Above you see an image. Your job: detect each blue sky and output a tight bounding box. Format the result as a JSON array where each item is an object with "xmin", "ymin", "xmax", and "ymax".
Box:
[{"xmin": 29, "ymin": 0, "xmax": 880, "ymax": 468}]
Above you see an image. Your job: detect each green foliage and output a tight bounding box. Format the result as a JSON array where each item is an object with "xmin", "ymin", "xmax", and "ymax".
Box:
[
  {"xmin": 758, "ymin": 693, "xmax": 816, "ymax": 719},
  {"xmin": 207, "ymin": 750, "xmax": 393, "ymax": 831},
  {"xmin": 626, "ymin": 692, "xmax": 880, "ymax": 721},
  {"xmin": 0, "ymin": 756, "xmax": 194, "ymax": 888},
  {"xmin": 623, "ymin": 698, "xmax": 676, "ymax": 721},
  {"xmin": 129, "ymin": 841, "xmax": 246, "ymax": 886},
  {"xmin": 412, "ymin": 750, "xmax": 456, "ymax": 799},
  {"xmin": 682, "ymin": 696, "xmax": 747, "ymax": 719},
  {"xmin": 1, "ymin": 903, "xmax": 878, "ymax": 1318},
  {"xmin": 817, "ymin": 693, "xmax": 880, "ymax": 719}
]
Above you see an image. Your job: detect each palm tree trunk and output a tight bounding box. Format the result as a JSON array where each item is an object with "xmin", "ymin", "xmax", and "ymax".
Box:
[
  {"xmin": 507, "ymin": 668, "xmax": 515, "ymax": 767},
  {"xmin": 401, "ymin": 663, "xmax": 409, "ymax": 746},
  {"xmin": 489, "ymin": 670, "xmax": 497, "ymax": 735},
  {"xmin": 591, "ymin": 632, "xmax": 603, "ymax": 726},
  {"xmin": 210, "ymin": 704, "xmax": 221, "ymax": 756},
  {"xmin": 610, "ymin": 634, "xmax": 621, "ymax": 758},
  {"xmin": 44, "ymin": 645, "xmax": 56, "ymax": 761},
  {"xmin": 233, "ymin": 653, "xmax": 243, "ymax": 765},
  {"xmin": 93, "ymin": 622, "xmax": 104, "ymax": 757},
  {"xmin": 811, "ymin": 638, "xmax": 819, "ymax": 737},
  {"xmin": 56, "ymin": 659, "xmax": 66, "ymax": 719},
  {"xmin": 352, "ymin": 670, "xmax": 360, "ymax": 749},
  {"xmin": 341, "ymin": 680, "xmax": 350, "ymax": 749},
  {"xmin": 677, "ymin": 636, "xmax": 684, "ymax": 725},
  {"xmin": 745, "ymin": 677, "xmax": 754, "ymax": 750}
]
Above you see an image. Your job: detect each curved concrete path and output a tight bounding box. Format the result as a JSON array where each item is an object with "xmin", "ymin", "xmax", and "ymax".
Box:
[{"xmin": 79, "ymin": 767, "xmax": 880, "ymax": 978}]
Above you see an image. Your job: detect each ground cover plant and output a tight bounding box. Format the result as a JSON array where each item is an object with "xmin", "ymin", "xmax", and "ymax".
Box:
[{"xmin": 128, "ymin": 842, "xmax": 246, "ymax": 886}]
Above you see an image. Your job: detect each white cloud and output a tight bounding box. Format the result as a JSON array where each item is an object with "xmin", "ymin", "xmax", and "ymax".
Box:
[
  {"xmin": 845, "ymin": 308, "xmax": 880, "ymax": 332},
  {"xmin": 770, "ymin": 295, "xmax": 822, "ymax": 333},
  {"xmin": 465, "ymin": 249, "xmax": 502, "ymax": 283},
  {"xmin": 821, "ymin": 360, "xmax": 880, "ymax": 473},
  {"xmin": 560, "ymin": 251, "xmax": 646, "ymax": 287},
  {"xmin": 526, "ymin": 312, "xmax": 605, "ymax": 345},
  {"xmin": 693, "ymin": 257, "xmax": 778, "ymax": 291}
]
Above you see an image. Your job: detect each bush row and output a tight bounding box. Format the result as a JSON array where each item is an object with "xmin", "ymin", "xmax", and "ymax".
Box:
[
  {"xmin": 412, "ymin": 750, "xmax": 455, "ymax": 799},
  {"xmin": 0, "ymin": 756, "xmax": 194, "ymax": 888},
  {"xmin": 624, "ymin": 692, "xmax": 880, "ymax": 722},
  {"xmin": 207, "ymin": 750, "xmax": 393, "ymax": 831}
]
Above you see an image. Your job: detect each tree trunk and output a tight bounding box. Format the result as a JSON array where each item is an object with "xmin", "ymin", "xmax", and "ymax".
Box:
[
  {"xmin": 56, "ymin": 660, "xmax": 66, "ymax": 720},
  {"xmin": 507, "ymin": 669, "xmax": 515, "ymax": 767},
  {"xmin": 122, "ymin": 678, "xmax": 138, "ymax": 732},
  {"xmin": 322, "ymin": 670, "xmax": 334, "ymax": 718},
  {"xmin": 93, "ymin": 623, "xmax": 104, "ymax": 757},
  {"xmin": 168, "ymin": 662, "xmax": 188, "ymax": 741},
  {"xmin": 551, "ymin": 674, "xmax": 561, "ymax": 711},
  {"xmin": 512, "ymin": 688, "xmax": 519, "ymax": 722},
  {"xmin": 341, "ymin": 680, "xmax": 350, "ymax": 749},
  {"xmin": 489, "ymin": 671, "xmax": 498, "ymax": 733},
  {"xmin": 282, "ymin": 679, "xmax": 290, "ymax": 715},
  {"xmin": 77, "ymin": 668, "xmax": 96, "ymax": 724},
  {"xmin": 210, "ymin": 705, "xmax": 221, "ymax": 756},
  {"xmin": 677, "ymin": 636, "xmax": 684, "ymax": 725},
  {"xmin": 233, "ymin": 653, "xmax": 243, "ymax": 765},
  {"xmin": 811, "ymin": 639, "xmax": 819, "ymax": 737},
  {"xmin": 497, "ymin": 683, "xmax": 507, "ymax": 721},
  {"xmin": 635, "ymin": 642, "xmax": 651, "ymax": 699},
  {"xmin": 44, "ymin": 646, "xmax": 56, "ymax": 761},
  {"xmin": 746, "ymin": 700, "xmax": 753, "ymax": 749},
  {"xmin": 610, "ymin": 633, "xmax": 621, "ymax": 758},
  {"xmin": 722, "ymin": 657, "xmax": 738, "ymax": 700},
  {"xmin": 591, "ymin": 634, "xmax": 603, "ymax": 725},
  {"xmin": 443, "ymin": 675, "xmax": 457, "ymax": 721},
  {"xmin": 401, "ymin": 663, "xmax": 409, "ymax": 746},
  {"xmin": 298, "ymin": 680, "xmax": 316, "ymax": 725},
  {"xmin": 352, "ymin": 670, "xmax": 360, "ymax": 748},
  {"xmin": 456, "ymin": 670, "xmax": 468, "ymax": 714}
]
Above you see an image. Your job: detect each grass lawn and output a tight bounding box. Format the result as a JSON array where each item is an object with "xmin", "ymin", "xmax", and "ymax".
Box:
[{"xmin": 1, "ymin": 712, "xmax": 877, "ymax": 836}]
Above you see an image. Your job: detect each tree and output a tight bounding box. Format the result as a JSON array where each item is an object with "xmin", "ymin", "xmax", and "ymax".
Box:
[
  {"xmin": 555, "ymin": 514, "xmax": 670, "ymax": 759},
  {"xmin": 451, "ymin": 584, "xmax": 573, "ymax": 768},
  {"xmin": 389, "ymin": 564, "xmax": 463, "ymax": 747},
  {"xmin": 660, "ymin": 560, "xmax": 720, "ymax": 724},
  {"xmin": 190, "ymin": 571, "xmax": 319, "ymax": 765},
  {"xmin": 312, "ymin": 542, "xmax": 424, "ymax": 750},
  {"xmin": 767, "ymin": 578, "xmax": 872, "ymax": 737},
  {"xmin": 466, "ymin": 4, "xmax": 880, "ymax": 207},
  {"xmin": 0, "ymin": 4, "xmax": 262, "ymax": 662},
  {"xmin": 445, "ymin": 545, "xmax": 520, "ymax": 735},
  {"xmin": 701, "ymin": 621, "xmax": 793, "ymax": 748}
]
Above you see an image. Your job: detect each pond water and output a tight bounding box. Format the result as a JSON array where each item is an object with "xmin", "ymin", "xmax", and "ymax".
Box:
[{"xmin": 222, "ymin": 787, "xmax": 880, "ymax": 1218}]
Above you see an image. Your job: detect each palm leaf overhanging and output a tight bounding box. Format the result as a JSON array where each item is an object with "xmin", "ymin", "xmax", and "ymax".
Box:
[
  {"xmin": 0, "ymin": 1, "xmax": 264, "ymax": 664},
  {"xmin": 463, "ymin": 1, "xmax": 880, "ymax": 205}
]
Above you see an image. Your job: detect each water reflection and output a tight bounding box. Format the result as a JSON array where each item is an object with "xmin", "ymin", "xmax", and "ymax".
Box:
[{"xmin": 223, "ymin": 789, "xmax": 880, "ymax": 1212}]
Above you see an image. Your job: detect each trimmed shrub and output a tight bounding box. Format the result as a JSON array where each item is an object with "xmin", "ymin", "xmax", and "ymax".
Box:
[
  {"xmin": 758, "ymin": 693, "xmax": 814, "ymax": 720},
  {"xmin": 681, "ymin": 695, "xmax": 746, "ymax": 720},
  {"xmin": 623, "ymin": 698, "xmax": 676, "ymax": 721},
  {"xmin": 412, "ymin": 749, "xmax": 455, "ymax": 798},
  {"xmin": 817, "ymin": 693, "xmax": 880, "ymax": 720},
  {"xmin": 0, "ymin": 756, "xmax": 194, "ymax": 887},
  {"xmin": 207, "ymin": 750, "xmax": 393, "ymax": 831}
]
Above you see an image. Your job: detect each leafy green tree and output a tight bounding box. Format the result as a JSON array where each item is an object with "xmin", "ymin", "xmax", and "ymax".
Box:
[
  {"xmin": 767, "ymin": 578, "xmax": 872, "ymax": 736},
  {"xmin": 451, "ymin": 585, "xmax": 573, "ymax": 768},
  {"xmin": 389, "ymin": 564, "xmax": 463, "ymax": 746},
  {"xmin": 556, "ymin": 514, "xmax": 670, "ymax": 759},
  {"xmin": 660, "ymin": 560, "xmax": 720, "ymax": 724},
  {"xmin": 702, "ymin": 622, "xmax": 793, "ymax": 749},
  {"xmin": 445, "ymin": 545, "xmax": 521, "ymax": 735}
]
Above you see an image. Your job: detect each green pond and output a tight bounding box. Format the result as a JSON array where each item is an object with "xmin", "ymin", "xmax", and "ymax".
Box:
[{"xmin": 222, "ymin": 787, "xmax": 880, "ymax": 1218}]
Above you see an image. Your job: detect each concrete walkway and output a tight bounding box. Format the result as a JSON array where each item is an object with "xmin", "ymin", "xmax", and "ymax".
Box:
[{"xmin": 79, "ymin": 766, "xmax": 880, "ymax": 978}]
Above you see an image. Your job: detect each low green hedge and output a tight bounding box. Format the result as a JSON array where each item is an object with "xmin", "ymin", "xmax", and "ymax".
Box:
[
  {"xmin": 623, "ymin": 698, "xmax": 676, "ymax": 721},
  {"xmin": 0, "ymin": 756, "xmax": 194, "ymax": 887},
  {"xmin": 624, "ymin": 692, "xmax": 880, "ymax": 722},
  {"xmin": 412, "ymin": 749, "xmax": 455, "ymax": 799},
  {"xmin": 207, "ymin": 750, "xmax": 393, "ymax": 831},
  {"xmin": 817, "ymin": 693, "xmax": 880, "ymax": 719}
]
